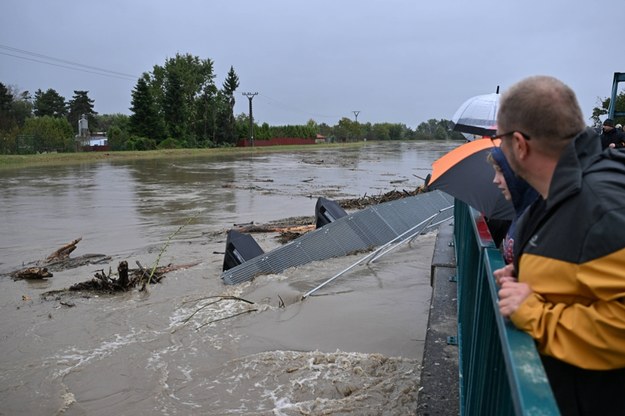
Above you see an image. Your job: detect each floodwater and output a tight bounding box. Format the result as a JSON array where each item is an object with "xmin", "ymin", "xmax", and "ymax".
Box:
[{"xmin": 0, "ymin": 141, "xmax": 458, "ymax": 415}]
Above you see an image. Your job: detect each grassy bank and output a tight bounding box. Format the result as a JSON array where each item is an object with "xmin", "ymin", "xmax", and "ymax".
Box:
[{"xmin": 0, "ymin": 142, "xmax": 366, "ymax": 170}]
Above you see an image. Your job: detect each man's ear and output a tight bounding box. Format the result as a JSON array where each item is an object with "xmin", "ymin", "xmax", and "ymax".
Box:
[{"xmin": 513, "ymin": 131, "xmax": 530, "ymax": 160}]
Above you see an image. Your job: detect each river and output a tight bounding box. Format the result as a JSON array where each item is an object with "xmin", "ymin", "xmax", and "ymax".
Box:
[{"xmin": 0, "ymin": 140, "xmax": 459, "ymax": 415}]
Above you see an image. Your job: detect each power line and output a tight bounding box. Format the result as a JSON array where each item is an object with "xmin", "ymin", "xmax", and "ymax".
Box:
[
  {"xmin": 0, "ymin": 44, "xmax": 139, "ymax": 81},
  {"xmin": 258, "ymin": 93, "xmax": 343, "ymax": 120}
]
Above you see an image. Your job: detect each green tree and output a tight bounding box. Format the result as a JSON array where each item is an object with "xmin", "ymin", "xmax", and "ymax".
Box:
[
  {"xmin": 162, "ymin": 70, "xmax": 188, "ymax": 141},
  {"xmin": 335, "ymin": 117, "xmax": 361, "ymax": 142},
  {"xmin": 0, "ymin": 83, "xmax": 17, "ymax": 152},
  {"xmin": 0, "ymin": 84, "xmax": 35, "ymax": 153},
  {"xmin": 10, "ymin": 89, "xmax": 33, "ymax": 128},
  {"xmin": 129, "ymin": 76, "xmax": 164, "ymax": 141},
  {"xmin": 107, "ymin": 125, "xmax": 129, "ymax": 151},
  {"xmin": 94, "ymin": 113, "xmax": 130, "ymax": 134},
  {"xmin": 194, "ymin": 82, "xmax": 218, "ymax": 146},
  {"xmin": 372, "ymin": 123, "xmax": 391, "ymax": 140},
  {"xmin": 317, "ymin": 122, "xmax": 333, "ymax": 139},
  {"xmin": 0, "ymin": 86, "xmax": 32, "ymax": 128},
  {"xmin": 33, "ymin": 88, "xmax": 67, "ymax": 118},
  {"xmin": 18, "ymin": 116, "xmax": 73, "ymax": 153},
  {"xmin": 235, "ymin": 112, "xmax": 250, "ymax": 140},
  {"xmin": 67, "ymin": 90, "xmax": 97, "ymax": 134},
  {"xmin": 149, "ymin": 53, "xmax": 217, "ymax": 144},
  {"xmin": 591, "ymin": 90, "xmax": 625, "ymax": 127},
  {"xmin": 217, "ymin": 66, "xmax": 240, "ymax": 144},
  {"xmin": 414, "ymin": 119, "xmax": 461, "ymax": 140}
]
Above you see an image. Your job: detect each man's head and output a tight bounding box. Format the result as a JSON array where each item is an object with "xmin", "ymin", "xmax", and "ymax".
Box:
[
  {"xmin": 495, "ymin": 76, "xmax": 585, "ymax": 197},
  {"xmin": 603, "ymin": 118, "xmax": 615, "ymax": 133}
]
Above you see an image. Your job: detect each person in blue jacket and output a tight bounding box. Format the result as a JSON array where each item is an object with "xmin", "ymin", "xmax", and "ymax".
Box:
[{"xmin": 488, "ymin": 146, "xmax": 539, "ymax": 264}]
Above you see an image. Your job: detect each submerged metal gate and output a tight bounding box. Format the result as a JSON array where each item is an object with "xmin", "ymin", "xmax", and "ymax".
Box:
[{"xmin": 221, "ymin": 190, "xmax": 454, "ymax": 285}]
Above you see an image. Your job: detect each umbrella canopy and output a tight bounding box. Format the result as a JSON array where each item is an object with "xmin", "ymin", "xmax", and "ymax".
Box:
[
  {"xmin": 452, "ymin": 92, "xmax": 500, "ymax": 138},
  {"xmin": 425, "ymin": 138, "xmax": 515, "ymax": 220}
]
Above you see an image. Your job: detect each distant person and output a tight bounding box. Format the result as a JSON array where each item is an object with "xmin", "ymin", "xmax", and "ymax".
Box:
[
  {"xmin": 600, "ymin": 118, "xmax": 625, "ymax": 149},
  {"xmin": 493, "ymin": 76, "xmax": 625, "ymax": 415},
  {"xmin": 487, "ymin": 147, "xmax": 538, "ymax": 263}
]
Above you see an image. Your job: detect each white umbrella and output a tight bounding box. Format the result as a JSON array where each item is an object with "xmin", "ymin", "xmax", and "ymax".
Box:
[{"xmin": 452, "ymin": 90, "xmax": 500, "ymax": 139}]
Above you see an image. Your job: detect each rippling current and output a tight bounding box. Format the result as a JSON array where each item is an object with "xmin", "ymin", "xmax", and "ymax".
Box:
[{"xmin": 0, "ymin": 141, "xmax": 458, "ymax": 415}]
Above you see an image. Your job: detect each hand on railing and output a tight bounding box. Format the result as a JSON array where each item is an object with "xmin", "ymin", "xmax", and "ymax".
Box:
[
  {"xmin": 498, "ymin": 280, "xmax": 532, "ymax": 319},
  {"xmin": 493, "ymin": 263, "xmax": 517, "ymax": 286},
  {"xmin": 494, "ymin": 263, "xmax": 532, "ymax": 318}
]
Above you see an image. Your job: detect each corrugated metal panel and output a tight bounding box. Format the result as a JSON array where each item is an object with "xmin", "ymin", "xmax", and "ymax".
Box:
[{"xmin": 221, "ymin": 190, "xmax": 454, "ymax": 285}]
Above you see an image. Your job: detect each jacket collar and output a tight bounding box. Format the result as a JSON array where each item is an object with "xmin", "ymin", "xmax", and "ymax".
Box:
[{"xmin": 546, "ymin": 128, "xmax": 600, "ymax": 210}]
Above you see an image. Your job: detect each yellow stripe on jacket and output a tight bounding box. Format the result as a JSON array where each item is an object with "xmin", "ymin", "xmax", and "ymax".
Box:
[{"xmin": 510, "ymin": 247, "xmax": 625, "ymax": 370}]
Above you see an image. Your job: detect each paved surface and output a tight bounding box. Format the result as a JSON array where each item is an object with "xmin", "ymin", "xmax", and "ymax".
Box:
[{"xmin": 417, "ymin": 219, "xmax": 460, "ymax": 415}]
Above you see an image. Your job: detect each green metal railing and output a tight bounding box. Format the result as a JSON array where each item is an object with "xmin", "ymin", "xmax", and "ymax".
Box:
[{"xmin": 454, "ymin": 200, "xmax": 560, "ymax": 415}]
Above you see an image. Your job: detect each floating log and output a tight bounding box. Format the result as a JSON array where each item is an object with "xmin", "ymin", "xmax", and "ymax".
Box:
[
  {"xmin": 8, "ymin": 238, "xmax": 110, "ymax": 279},
  {"xmin": 45, "ymin": 237, "xmax": 82, "ymax": 262},
  {"xmin": 11, "ymin": 267, "xmax": 53, "ymax": 280},
  {"xmin": 235, "ymin": 224, "xmax": 315, "ymax": 234}
]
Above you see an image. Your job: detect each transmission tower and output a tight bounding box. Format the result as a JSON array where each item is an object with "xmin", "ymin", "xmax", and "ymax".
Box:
[
  {"xmin": 242, "ymin": 92, "xmax": 258, "ymax": 146},
  {"xmin": 352, "ymin": 111, "xmax": 360, "ymax": 123}
]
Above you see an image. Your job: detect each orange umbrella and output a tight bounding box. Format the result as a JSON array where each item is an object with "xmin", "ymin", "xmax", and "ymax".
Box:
[{"xmin": 426, "ymin": 138, "xmax": 514, "ymax": 220}]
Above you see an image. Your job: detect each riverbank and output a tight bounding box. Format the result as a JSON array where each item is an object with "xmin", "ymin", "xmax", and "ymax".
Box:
[{"xmin": 0, "ymin": 141, "xmax": 368, "ymax": 170}]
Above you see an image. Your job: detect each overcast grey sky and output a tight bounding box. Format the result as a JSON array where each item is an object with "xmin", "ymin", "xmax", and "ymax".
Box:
[{"xmin": 1, "ymin": 0, "xmax": 623, "ymax": 128}]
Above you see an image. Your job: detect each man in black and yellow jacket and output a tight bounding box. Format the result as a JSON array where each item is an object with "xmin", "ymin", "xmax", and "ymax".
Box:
[{"xmin": 493, "ymin": 76, "xmax": 625, "ymax": 416}]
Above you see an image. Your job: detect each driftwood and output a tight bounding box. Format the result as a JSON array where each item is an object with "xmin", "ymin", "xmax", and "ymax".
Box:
[
  {"xmin": 232, "ymin": 217, "xmax": 316, "ymax": 244},
  {"xmin": 338, "ymin": 187, "xmax": 426, "ymax": 210},
  {"xmin": 11, "ymin": 267, "xmax": 53, "ymax": 280},
  {"xmin": 66, "ymin": 261, "xmax": 200, "ymax": 293},
  {"xmin": 235, "ymin": 223, "xmax": 315, "ymax": 234},
  {"xmin": 45, "ymin": 237, "xmax": 81, "ymax": 262},
  {"xmin": 231, "ymin": 187, "xmax": 426, "ymax": 244},
  {"xmin": 44, "ymin": 254, "xmax": 112, "ymax": 272},
  {"xmin": 38, "ymin": 261, "xmax": 201, "ymax": 299},
  {"xmin": 10, "ymin": 237, "xmax": 111, "ymax": 280}
]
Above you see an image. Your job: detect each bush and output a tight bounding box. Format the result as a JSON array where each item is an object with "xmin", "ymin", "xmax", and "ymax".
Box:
[
  {"xmin": 157, "ymin": 137, "xmax": 182, "ymax": 149},
  {"xmin": 125, "ymin": 136, "xmax": 156, "ymax": 151}
]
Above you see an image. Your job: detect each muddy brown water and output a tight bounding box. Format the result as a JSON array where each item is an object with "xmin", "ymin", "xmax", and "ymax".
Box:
[{"xmin": 0, "ymin": 141, "xmax": 459, "ymax": 415}]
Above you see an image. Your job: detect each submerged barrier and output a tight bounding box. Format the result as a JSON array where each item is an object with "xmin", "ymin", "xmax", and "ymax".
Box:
[
  {"xmin": 454, "ymin": 200, "xmax": 560, "ymax": 415},
  {"xmin": 221, "ymin": 190, "xmax": 454, "ymax": 285}
]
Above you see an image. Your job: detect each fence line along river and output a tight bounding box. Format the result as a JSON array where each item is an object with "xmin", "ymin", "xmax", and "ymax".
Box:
[{"xmin": 0, "ymin": 140, "xmax": 459, "ymax": 415}]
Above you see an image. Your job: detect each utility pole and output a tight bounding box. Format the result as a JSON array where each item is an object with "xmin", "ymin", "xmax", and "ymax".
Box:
[
  {"xmin": 352, "ymin": 111, "xmax": 360, "ymax": 123},
  {"xmin": 242, "ymin": 92, "xmax": 258, "ymax": 146}
]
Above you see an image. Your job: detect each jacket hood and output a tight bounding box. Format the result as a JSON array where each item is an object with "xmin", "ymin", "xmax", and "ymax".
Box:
[{"xmin": 491, "ymin": 147, "xmax": 539, "ymax": 216}]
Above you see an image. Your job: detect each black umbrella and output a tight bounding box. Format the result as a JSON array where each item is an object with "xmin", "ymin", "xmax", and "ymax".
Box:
[{"xmin": 425, "ymin": 138, "xmax": 514, "ymax": 220}]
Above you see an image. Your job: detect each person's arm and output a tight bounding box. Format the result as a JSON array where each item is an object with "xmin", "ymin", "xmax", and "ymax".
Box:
[
  {"xmin": 509, "ymin": 272, "xmax": 625, "ymax": 370},
  {"xmin": 509, "ymin": 210, "xmax": 625, "ymax": 369}
]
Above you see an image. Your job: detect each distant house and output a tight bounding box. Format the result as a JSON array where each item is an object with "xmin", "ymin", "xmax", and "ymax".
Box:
[{"xmin": 82, "ymin": 132, "xmax": 109, "ymax": 151}]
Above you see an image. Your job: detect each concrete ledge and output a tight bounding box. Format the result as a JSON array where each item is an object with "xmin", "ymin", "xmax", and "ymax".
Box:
[
  {"xmin": 417, "ymin": 220, "xmax": 459, "ymax": 415},
  {"xmin": 430, "ymin": 220, "xmax": 456, "ymax": 285}
]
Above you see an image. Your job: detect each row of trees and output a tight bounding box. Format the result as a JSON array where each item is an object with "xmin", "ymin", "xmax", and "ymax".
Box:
[
  {"xmin": 3, "ymin": 52, "xmax": 623, "ymax": 154},
  {"xmin": 0, "ymin": 83, "xmax": 96, "ymax": 153},
  {"xmin": 126, "ymin": 53, "xmax": 240, "ymax": 149}
]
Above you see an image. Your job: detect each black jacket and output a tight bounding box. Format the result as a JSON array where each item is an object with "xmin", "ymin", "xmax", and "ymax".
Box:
[
  {"xmin": 600, "ymin": 127, "xmax": 625, "ymax": 149},
  {"xmin": 511, "ymin": 127, "xmax": 625, "ymax": 370}
]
